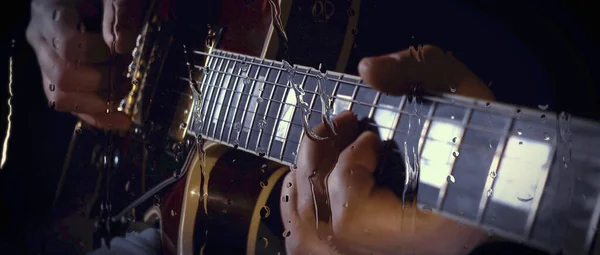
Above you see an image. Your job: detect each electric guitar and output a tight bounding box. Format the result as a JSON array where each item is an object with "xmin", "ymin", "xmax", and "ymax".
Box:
[{"xmin": 53, "ymin": 0, "xmax": 600, "ymax": 254}]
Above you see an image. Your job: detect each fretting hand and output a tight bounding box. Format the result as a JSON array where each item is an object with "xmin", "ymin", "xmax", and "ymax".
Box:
[{"xmin": 281, "ymin": 45, "xmax": 495, "ymax": 255}]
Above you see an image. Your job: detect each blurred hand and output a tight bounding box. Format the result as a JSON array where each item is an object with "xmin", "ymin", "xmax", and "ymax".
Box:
[
  {"xmin": 281, "ymin": 45, "xmax": 494, "ymax": 255},
  {"xmin": 26, "ymin": 0, "xmax": 143, "ymax": 130}
]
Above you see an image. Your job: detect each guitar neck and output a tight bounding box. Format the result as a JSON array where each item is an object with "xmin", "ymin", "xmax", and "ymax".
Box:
[{"xmin": 183, "ymin": 49, "xmax": 600, "ymax": 254}]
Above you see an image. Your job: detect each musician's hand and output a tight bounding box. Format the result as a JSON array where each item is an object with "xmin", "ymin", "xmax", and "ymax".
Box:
[
  {"xmin": 26, "ymin": 0, "xmax": 143, "ymax": 130},
  {"xmin": 281, "ymin": 45, "xmax": 493, "ymax": 255}
]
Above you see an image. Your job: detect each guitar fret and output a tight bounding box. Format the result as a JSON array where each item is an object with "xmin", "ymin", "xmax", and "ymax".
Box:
[
  {"xmin": 209, "ymin": 54, "xmax": 235, "ymax": 138},
  {"xmin": 256, "ymin": 67, "xmax": 283, "ymax": 153},
  {"xmin": 367, "ymin": 91, "xmax": 381, "ymax": 119},
  {"xmin": 275, "ymin": 85, "xmax": 293, "ymax": 161},
  {"xmin": 524, "ymin": 141, "xmax": 555, "ymax": 237},
  {"xmin": 200, "ymin": 54, "xmax": 222, "ymax": 133},
  {"xmin": 295, "ymin": 70, "xmax": 314, "ymax": 160},
  {"xmin": 386, "ymin": 95, "xmax": 408, "ymax": 141},
  {"xmin": 266, "ymin": 68, "xmax": 289, "ymax": 159},
  {"xmin": 214, "ymin": 56, "xmax": 239, "ymax": 140},
  {"xmin": 201, "ymin": 53, "xmax": 225, "ymax": 134},
  {"xmin": 348, "ymin": 79, "xmax": 359, "ymax": 112},
  {"xmin": 279, "ymin": 73, "xmax": 308, "ymax": 162},
  {"xmin": 435, "ymin": 103, "xmax": 470, "ymax": 210},
  {"xmin": 195, "ymin": 52, "xmax": 216, "ymax": 132},
  {"xmin": 476, "ymin": 117, "xmax": 515, "ymax": 223},
  {"xmin": 231, "ymin": 58, "xmax": 263, "ymax": 144},
  {"xmin": 417, "ymin": 102, "xmax": 439, "ymax": 159},
  {"xmin": 244, "ymin": 60, "xmax": 274, "ymax": 150},
  {"xmin": 218, "ymin": 54, "xmax": 245, "ymax": 142}
]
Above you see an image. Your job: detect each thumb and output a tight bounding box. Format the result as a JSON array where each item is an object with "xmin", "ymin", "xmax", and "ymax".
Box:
[{"xmin": 102, "ymin": 0, "xmax": 143, "ymax": 54}]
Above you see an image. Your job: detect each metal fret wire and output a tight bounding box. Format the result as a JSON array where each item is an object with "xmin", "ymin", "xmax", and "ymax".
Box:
[
  {"xmin": 245, "ymin": 60, "xmax": 274, "ymax": 149},
  {"xmin": 255, "ymin": 67, "xmax": 283, "ymax": 153},
  {"xmin": 217, "ymin": 54, "xmax": 244, "ymax": 141}
]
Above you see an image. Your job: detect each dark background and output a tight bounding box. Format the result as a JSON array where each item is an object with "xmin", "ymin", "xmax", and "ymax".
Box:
[{"xmin": 0, "ymin": 0, "xmax": 598, "ymax": 254}]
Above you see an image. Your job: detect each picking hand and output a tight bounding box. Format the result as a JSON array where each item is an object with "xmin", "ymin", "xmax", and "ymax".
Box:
[{"xmin": 26, "ymin": 0, "xmax": 143, "ymax": 130}]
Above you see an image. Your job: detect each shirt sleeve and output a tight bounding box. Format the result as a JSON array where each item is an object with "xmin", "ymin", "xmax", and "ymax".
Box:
[{"xmin": 87, "ymin": 228, "xmax": 162, "ymax": 255}]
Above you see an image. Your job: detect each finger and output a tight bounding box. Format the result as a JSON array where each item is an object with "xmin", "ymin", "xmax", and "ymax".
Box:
[
  {"xmin": 294, "ymin": 111, "xmax": 358, "ymax": 222},
  {"xmin": 43, "ymin": 72, "xmax": 108, "ymax": 113},
  {"xmin": 76, "ymin": 112, "xmax": 132, "ymax": 131},
  {"xmin": 35, "ymin": 38, "xmax": 105, "ymax": 92},
  {"xmin": 329, "ymin": 131, "xmax": 381, "ymax": 202},
  {"xmin": 103, "ymin": 0, "xmax": 143, "ymax": 54},
  {"xmin": 358, "ymin": 45, "xmax": 495, "ymax": 101}
]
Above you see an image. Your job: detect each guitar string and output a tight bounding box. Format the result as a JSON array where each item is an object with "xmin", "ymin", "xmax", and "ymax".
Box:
[
  {"xmin": 190, "ymin": 49, "xmax": 551, "ymax": 122},
  {"xmin": 194, "ymin": 86, "xmax": 542, "ymax": 158}
]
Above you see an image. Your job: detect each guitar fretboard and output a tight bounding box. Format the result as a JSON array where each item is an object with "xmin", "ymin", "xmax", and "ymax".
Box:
[{"xmin": 179, "ymin": 49, "xmax": 600, "ymax": 254}]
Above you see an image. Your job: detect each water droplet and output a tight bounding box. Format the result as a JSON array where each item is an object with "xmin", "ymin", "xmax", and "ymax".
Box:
[
  {"xmin": 347, "ymin": 8, "xmax": 355, "ymax": 16},
  {"xmin": 49, "ymin": 83, "xmax": 56, "ymax": 92},
  {"xmin": 487, "ymin": 189, "xmax": 493, "ymax": 197},
  {"xmin": 540, "ymin": 114, "xmax": 547, "ymax": 122},
  {"xmin": 233, "ymin": 122, "xmax": 242, "ymax": 131},
  {"xmin": 52, "ymin": 38, "xmax": 59, "ymax": 49},
  {"xmin": 490, "ymin": 171, "xmax": 496, "ymax": 178},
  {"xmin": 203, "ymin": 67, "xmax": 211, "ymax": 74},
  {"xmin": 281, "ymin": 195, "xmax": 289, "ymax": 203},
  {"xmin": 243, "ymin": 76, "xmax": 251, "ymax": 85},
  {"xmin": 485, "ymin": 102, "xmax": 491, "ymax": 107},
  {"xmin": 349, "ymin": 169, "xmax": 354, "ymax": 175},
  {"xmin": 352, "ymin": 28, "xmax": 359, "ymax": 35},
  {"xmin": 282, "ymin": 230, "xmax": 291, "ymax": 238},
  {"xmin": 256, "ymin": 97, "xmax": 264, "ymax": 103},
  {"xmin": 257, "ymin": 147, "xmax": 266, "ymax": 157},
  {"xmin": 517, "ymin": 129, "xmax": 523, "ymax": 135},
  {"xmin": 452, "ymin": 137, "xmax": 458, "ymax": 143},
  {"xmin": 519, "ymin": 141, "xmax": 523, "ymax": 145},
  {"xmin": 241, "ymin": 63, "xmax": 249, "ymax": 72},
  {"xmin": 52, "ymin": 10, "xmax": 59, "ymax": 21},
  {"xmin": 420, "ymin": 205, "xmax": 433, "ymax": 212},
  {"xmin": 77, "ymin": 22, "xmax": 85, "ymax": 33},
  {"xmin": 449, "ymin": 85, "xmax": 457, "ymax": 93},
  {"xmin": 447, "ymin": 175, "xmax": 456, "ymax": 183},
  {"xmin": 452, "ymin": 151, "xmax": 460, "ymax": 157},
  {"xmin": 538, "ymin": 104, "xmax": 549, "ymax": 110},
  {"xmin": 450, "ymin": 115, "xmax": 455, "ymax": 120},
  {"xmin": 343, "ymin": 202, "xmax": 348, "ymax": 208},
  {"xmin": 543, "ymin": 133, "xmax": 550, "ymax": 141},
  {"xmin": 258, "ymin": 119, "xmax": 267, "ymax": 129},
  {"xmin": 260, "ymin": 206, "xmax": 271, "ymax": 218},
  {"xmin": 517, "ymin": 192, "xmax": 534, "ymax": 202},
  {"xmin": 261, "ymin": 237, "xmax": 269, "ymax": 248},
  {"xmin": 286, "ymin": 182, "xmax": 293, "ymax": 188},
  {"xmin": 180, "ymin": 123, "xmax": 187, "ymax": 129}
]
